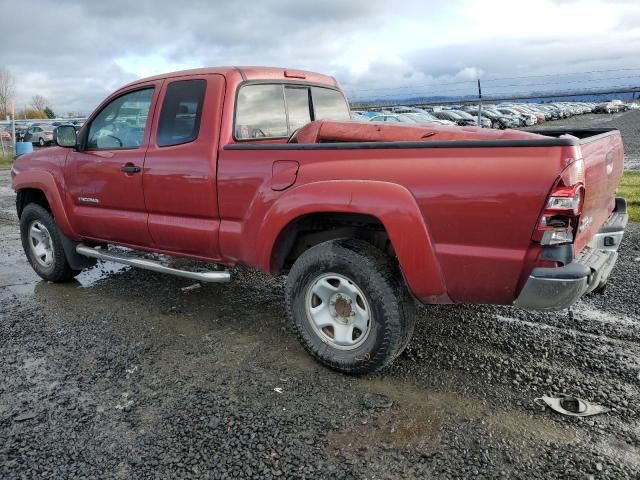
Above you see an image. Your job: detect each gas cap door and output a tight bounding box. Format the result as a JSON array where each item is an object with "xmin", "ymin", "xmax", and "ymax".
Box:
[{"xmin": 271, "ymin": 160, "xmax": 300, "ymax": 191}]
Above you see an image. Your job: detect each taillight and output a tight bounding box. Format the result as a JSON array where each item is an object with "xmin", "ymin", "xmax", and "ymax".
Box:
[
  {"xmin": 535, "ymin": 159, "xmax": 585, "ymax": 246},
  {"xmin": 44, "ymin": 131, "xmax": 53, "ymax": 135}
]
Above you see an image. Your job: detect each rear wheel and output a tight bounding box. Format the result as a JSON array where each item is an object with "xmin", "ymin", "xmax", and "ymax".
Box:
[
  {"xmin": 285, "ymin": 239, "xmax": 416, "ymax": 375},
  {"xmin": 38, "ymin": 137, "xmax": 45, "ymax": 147},
  {"xmin": 20, "ymin": 203, "xmax": 80, "ymax": 282}
]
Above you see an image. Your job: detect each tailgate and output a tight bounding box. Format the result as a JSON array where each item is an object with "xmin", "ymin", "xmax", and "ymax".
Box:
[{"xmin": 573, "ymin": 130, "xmax": 624, "ymax": 253}]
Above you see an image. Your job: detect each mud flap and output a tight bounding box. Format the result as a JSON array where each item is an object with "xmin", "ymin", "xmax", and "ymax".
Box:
[{"xmin": 59, "ymin": 231, "xmax": 96, "ymax": 270}]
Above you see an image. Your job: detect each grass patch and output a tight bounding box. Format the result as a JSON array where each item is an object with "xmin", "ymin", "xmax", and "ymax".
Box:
[
  {"xmin": 0, "ymin": 153, "xmax": 15, "ymax": 169},
  {"xmin": 618, "ymin": 171, "xmax": 640, "ymax": 222}
]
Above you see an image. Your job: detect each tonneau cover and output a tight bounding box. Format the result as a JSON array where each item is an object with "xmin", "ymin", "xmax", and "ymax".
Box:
[{"xmin": 289, "ymin": 120, "xmax": 550, "ymax": 144}]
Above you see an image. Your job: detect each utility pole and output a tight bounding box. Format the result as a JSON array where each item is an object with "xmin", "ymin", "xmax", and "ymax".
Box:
[
  {"xmin": 11, "ymin": 100, "xmax": 15, "ymax": 153},
  {"xmin": 477, "ymin": 79, "xmax": 482, "ymax": 127},
  {"xmin": 0, "ymin": 118, "xmax": 5, "ymax": 154}
]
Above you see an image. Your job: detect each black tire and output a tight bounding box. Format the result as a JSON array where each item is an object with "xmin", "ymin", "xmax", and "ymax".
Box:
[
  {"xmin": 285, "ymin": 238, "xmax": 416, "ymax": 375},
  {"xmin": 38, "ymin": 137, "xmax": 45, "ymax": 147},
  {"xmin": 20, "ymin": 203, "xmax": 80, "ymax": 282}
]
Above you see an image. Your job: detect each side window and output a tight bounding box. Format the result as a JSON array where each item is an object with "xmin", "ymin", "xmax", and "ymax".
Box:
[
  {"xmin": 235, "ymin": 84, "xmax": 287, "ymax": 139},
  {"xmin": 311, "ymin": 87, "xmax": 350, "ymax": 121},
  {"xmin": 284, "ymin": 87, "xmax": 311, "ymax": 132},
  {"xmin": 157, "ymin": 79, "xmax": 206, "ymax": 147},
  {"xmin": 87, "ymin": 88, "xmax": 154, "ymax": 150}
]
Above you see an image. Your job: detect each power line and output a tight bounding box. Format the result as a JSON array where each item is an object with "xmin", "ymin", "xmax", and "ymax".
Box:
[
  {"xmin": 480, "ymin": 75, "xmax": 640, "ymax": 92},
  {"xmin": 350, "ymin": 86, "xmax": 640, "ymax": 108},
  {"xmin": 481, "ymin": 82, "xmax": 640, "ymax": 99},
  {"xmin": 346, "ymin": 67, "xmax": 640, "ymax": 94},
  {"xmin": 348, "ymin": 74, "xmax": 640, "ymax": 101}
]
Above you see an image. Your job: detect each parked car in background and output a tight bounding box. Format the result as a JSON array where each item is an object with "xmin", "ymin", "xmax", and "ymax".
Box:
[
  {"xmin": 14, "ymin": 124, "xmax": 29, "ymax": 141},
  {"xmin": 369, "ymin": 113, "xmax": 414, "ymax": 123},
  {"xmin": 0, "ymin": 128, "xmax": 12, "ymax": 142},
  {"xmin": 390, "ymin": 106, "xmax": 426, "ymax": 114},
  {"xmin": 400, "ymin": 112, "xmax": 456, "ymax": 126},
  {"xmin": 351, "ymin": 111, "xmax": 378, "ymax": 119},
  {"xmin": 498, "ymin": 106, "xmax": 538, "ymax": 125},
  {"xmin": 594, "ymin": 103, "xmax": 614, "ymax": 113},
  {"xmin": 431, "ymin": 110, "xmax": 475, "ymax": 126},
  {"xmin": 535, "ymin": 105, "xmax": 558, "ymax": 120},
  {"xmin": 484, "ymin": 107, "xmax": 524, "ymax": 127},
  {"xmin": 509, "ymin": 105, "xmax": 545, "ymax": 124},
  {"xmin": 449, "ymin": 110, "xmax": 492, "ymax": 128},
  {"xmin": 387, "ymin": 107, "xmax": 456, "ymax": 125},
  {"xmin": 368, "ymin": 113, "xmax": 454, "ymax": 126},
  {"xmin": 24, "ymin": 126, "xmax": 54, "ymax": 146},
  {"xmin": 351, "ymin": 111, "xmax": 371, "ymax": 122},
  {"xmin": 464, "ymin": 107, "xmax": 517, "ymax": 129},
  {"xmin": 494, "ymin": 107, "xmax": 534, "ymax": 126}
]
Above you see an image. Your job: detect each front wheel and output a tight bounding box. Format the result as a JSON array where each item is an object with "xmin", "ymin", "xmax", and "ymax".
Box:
[
  {"xmin": 285, "ymin": 239, "xmax": 416, "ymax": 375},
  {"xmin": 20, "ymin": 203, "xmax": 80, "ymax": 282}
]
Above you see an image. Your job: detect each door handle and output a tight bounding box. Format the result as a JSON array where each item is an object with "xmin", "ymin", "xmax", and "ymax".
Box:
[{"xmin": 121, "ymin": 164, "xmax": 141, "ymax": 174}]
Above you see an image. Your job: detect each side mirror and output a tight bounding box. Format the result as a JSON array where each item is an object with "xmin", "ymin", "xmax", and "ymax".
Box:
[{"xmin": 54, "ymin": 125, "xmax": 77, "ymax": 148}]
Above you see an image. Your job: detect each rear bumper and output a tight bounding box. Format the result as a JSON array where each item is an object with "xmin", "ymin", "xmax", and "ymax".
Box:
[{"xmin": 514, "ymin": 197, "xmax": 628, "ymax": 311}]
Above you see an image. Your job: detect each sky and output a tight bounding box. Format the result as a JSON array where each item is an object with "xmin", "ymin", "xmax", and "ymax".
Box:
[{"xmin": 0, "ymin": 0, "xmax": 639, "ymax": 114}]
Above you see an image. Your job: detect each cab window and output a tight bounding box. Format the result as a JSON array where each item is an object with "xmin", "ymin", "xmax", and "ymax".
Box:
[
  {"xmin": 87, "ymin": 88, "xmax": 154, "ymax": 150},
  {"xmin": 311, "ymin": 87, "xmax": 350, "ymax": 121},
  {"xmin": 285, "ymin": 87, "xmax": 311, "ymax": 132},
  {"xmin": 157, "ymin": 79, "xmax": 206, "ymax": 147},
  {"xmin": 235, "ymin": 84, "xmax": 287, "ymax": 139},
  {"xmin": 234, "ymin": 83, "xmax": 350, "ymax": 140}
]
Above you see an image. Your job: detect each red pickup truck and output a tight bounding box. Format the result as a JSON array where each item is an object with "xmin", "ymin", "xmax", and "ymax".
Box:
[{"xmin": 11, "ymin": 67, "xmax": 628, "ymax": 374}]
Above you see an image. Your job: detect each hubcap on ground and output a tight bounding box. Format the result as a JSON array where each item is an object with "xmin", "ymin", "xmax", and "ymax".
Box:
[
  {"xmin": 28, "ymin": 221, "xmax": 54, "ymax": 267},
  {"xmin": 305, "ymin": 273, "xmax": 371, "ymax": 350}
]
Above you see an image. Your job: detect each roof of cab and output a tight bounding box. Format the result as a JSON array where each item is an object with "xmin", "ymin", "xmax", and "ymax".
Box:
[{"xmin": 120, "ymin": 66, "xmax": 339, "ymax": 90}]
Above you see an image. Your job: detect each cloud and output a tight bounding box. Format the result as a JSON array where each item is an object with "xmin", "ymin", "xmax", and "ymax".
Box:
[{"xmin": 0, "ymin": 0, "xmax": 638, "ymax": 112}]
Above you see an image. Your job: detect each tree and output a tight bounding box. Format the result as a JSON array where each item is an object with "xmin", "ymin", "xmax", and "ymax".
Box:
[
  {"xmin": 43, "ymin": 106, "xmax": 55, "ymax": 119},
  {"xmin": 18, "ymin": 108, "xmax": 46, "ymax": 119},
  {"xmin": 0, "ymin": 68, "xmax": 15, "ymax": 119},
  {"xmin": 31, "ymin": 95, "xmax": 47, "ymax": 112}
]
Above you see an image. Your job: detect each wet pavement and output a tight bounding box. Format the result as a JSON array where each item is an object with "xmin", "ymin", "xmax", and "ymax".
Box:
[{"xmin": 1, "ymin": 122, "xmax": 640, "ymax": 478}]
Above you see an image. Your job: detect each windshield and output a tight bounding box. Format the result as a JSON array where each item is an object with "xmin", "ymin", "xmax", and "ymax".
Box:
[
  {"xmin": 404, "ymin": 112, "xmax": 439, "ymax": 122},
  {"xmin": 451, "ymin": 110, "xmax": 473, "ymax": 120},
  {"xmin": 395, "ymin": 114, "xmax": 418, "ymax": 123},
  {"xmin": 443, "ymin": 111, "xmax": 462, "ymax": 119}
]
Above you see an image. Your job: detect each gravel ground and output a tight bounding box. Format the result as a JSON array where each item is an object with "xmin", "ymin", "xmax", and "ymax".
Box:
[
  {"xmin": 1, "ymin": 112, "xmax": 640, "ymax": 479},
  {"xmin": 529, "ymin": 109, "xmax": 640, "ymax": 170}
]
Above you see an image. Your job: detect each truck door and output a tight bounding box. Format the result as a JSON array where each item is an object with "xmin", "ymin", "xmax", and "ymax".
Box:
[
  {"xmin": 64, "ymin": 82, "xmax": 162, "ymax": 246},
  {"xmin": 142, "ymin": 74, "xmax": 225, "ymax": 259}
]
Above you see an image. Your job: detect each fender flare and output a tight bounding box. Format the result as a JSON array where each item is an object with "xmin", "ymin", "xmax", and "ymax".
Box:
[
  {"xmin": 254, "ymin": 180, "xmax": 448, "ymax": 302},
  {"xmin": 12, "ymin": 169, "xmax": 76, "ymax": 238}
]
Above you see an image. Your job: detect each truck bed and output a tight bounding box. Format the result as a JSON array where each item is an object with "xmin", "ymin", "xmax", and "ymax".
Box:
[{"xmin": 224, "ymin": 121, "xmax": 624, "ymax": 304}]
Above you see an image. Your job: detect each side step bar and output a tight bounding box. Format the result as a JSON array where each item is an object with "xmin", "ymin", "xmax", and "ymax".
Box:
[{"xmin": 76, "ymin": 244, "xmax": 231, "ymax": 283}]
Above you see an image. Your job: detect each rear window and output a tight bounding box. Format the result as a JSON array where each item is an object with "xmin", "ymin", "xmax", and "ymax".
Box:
[
  {"xmin": 235, "ymin": 84, "xmax": 288, "ymax": 139},
  {"xmin": 285, "ymin": 87, "xmax": 311, "ymax": 132},
  {"xmin": 157, "ymin": 79, "xmax": 206, "ymax": 147},
  {"xmin": 235, "ymin": 83, "xmax": 350, "ymax": 140},
  {"xmin": 312, "ymin": 87, "xmax": 350, "ymax": 121}
]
